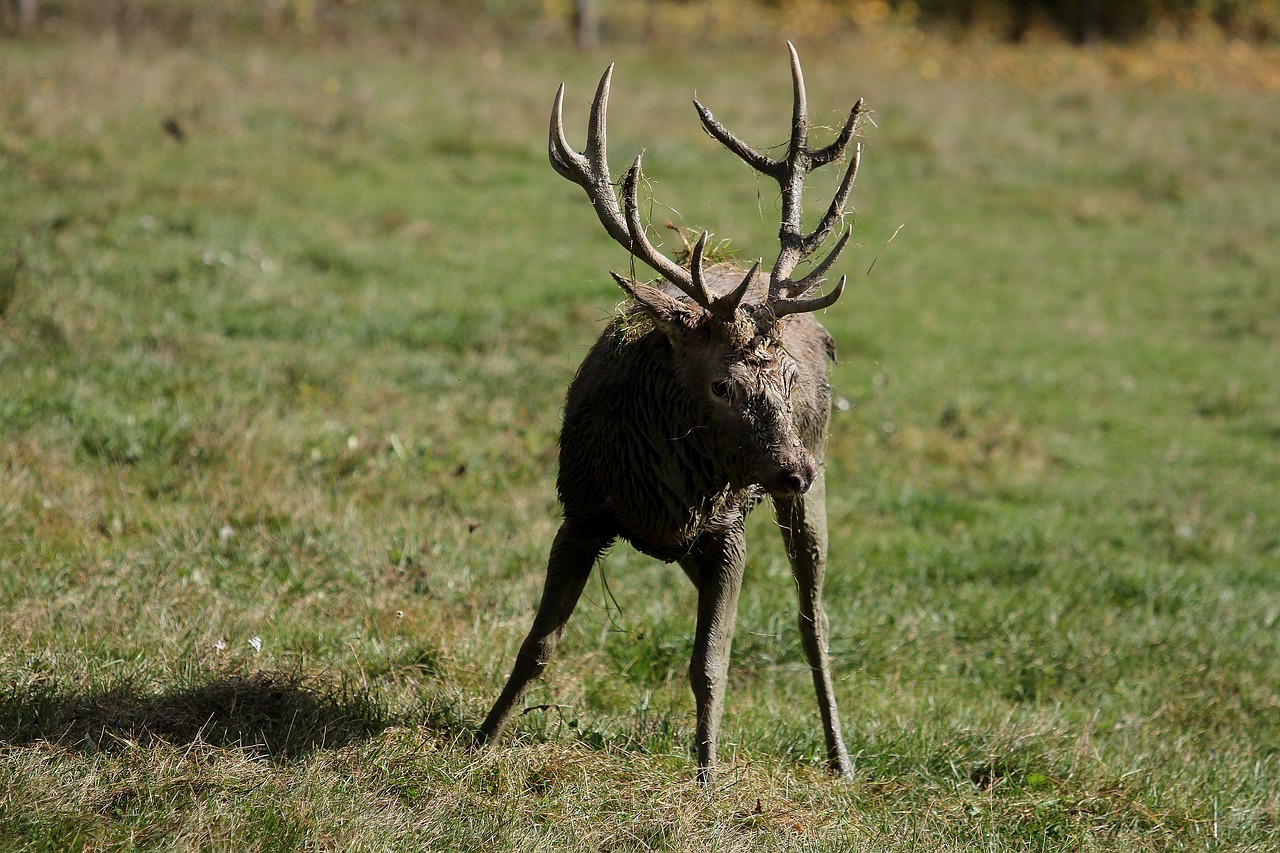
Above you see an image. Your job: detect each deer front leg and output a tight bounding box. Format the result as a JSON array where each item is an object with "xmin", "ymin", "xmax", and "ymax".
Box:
[
  {"xmin": 473, "ymin": 522, "xmax": 612, "ymax": 749},
  {"xmin": 774, "ymin": 471, "xmax": 854, "ymax": 778},
  {"xmin": 679, "ymin": 522, "xmax": 748, "ymax": 787}
]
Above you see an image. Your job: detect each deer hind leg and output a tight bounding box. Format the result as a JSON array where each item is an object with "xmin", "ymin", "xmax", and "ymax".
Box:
[
  {"xmin": 774, "ymin": 471, "xmax": 854, "ymax": 778},
  {"xmin": 473, "ymin": 522, "xmax": 612, "ymax": 749},
  {"xmin": 678, "ymin": 522, "xmax": 748, "ymax": 787}
]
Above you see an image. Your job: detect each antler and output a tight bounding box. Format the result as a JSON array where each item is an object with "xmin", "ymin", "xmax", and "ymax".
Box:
[
  {"xmin": 549, "ymin": 66, "xmax": 754, "ymax": 320},
  {"xmin": 694, "ymin": 41, "xmax": 864, "ymax": 318}
]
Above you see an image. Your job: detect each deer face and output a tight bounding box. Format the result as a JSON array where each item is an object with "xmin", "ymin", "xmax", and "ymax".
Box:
[
  {"xmin": 702, "ymin": 309, "xmax": 817, "ymax": 498},
  {"xmin": 640, "ymin": 292, "xmax": 817, "ymax": 498},
  {"xmin": 708, "ymin": 365, "xmax": 816, "ymax": 497}
]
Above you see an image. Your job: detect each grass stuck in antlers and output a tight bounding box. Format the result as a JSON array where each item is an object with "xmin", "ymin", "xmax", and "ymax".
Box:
[{"xmin": 1, "ymin": 31, "xmax": 1279, "ymax": 851}]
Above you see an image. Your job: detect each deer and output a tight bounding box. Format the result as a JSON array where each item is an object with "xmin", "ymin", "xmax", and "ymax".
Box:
[{"xmin": 474, "ymin": 43, "xmax": 865, "ymax": 786}]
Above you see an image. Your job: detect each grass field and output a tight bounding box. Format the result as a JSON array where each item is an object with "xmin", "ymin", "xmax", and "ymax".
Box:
[{"xmin": 1, "ymin": 26, "xmax": 1278, "ymax": 851}]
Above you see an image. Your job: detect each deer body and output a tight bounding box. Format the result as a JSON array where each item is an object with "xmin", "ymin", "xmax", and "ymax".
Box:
[
  {"xmin": 559, "ymin": 287, "xmax": 834, "ymax": 562},
  {"xmin": 475, "ymin": 45, "xmax": 863, "ymax": 784}
]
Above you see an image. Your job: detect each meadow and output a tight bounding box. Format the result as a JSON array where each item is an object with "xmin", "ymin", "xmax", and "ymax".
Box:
[{"xmin": 1, "ymin": 25, "xmax": 1278, "ymax": 851}]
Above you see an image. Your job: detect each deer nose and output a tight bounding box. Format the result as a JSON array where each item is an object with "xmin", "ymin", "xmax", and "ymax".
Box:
[
  {"xmin": 781, "ymin": 469, "xmax": 813, "ymax": 495},
  {"xmin": 773, "ymin": 455, "xmax": 817, "ymax": 497}
]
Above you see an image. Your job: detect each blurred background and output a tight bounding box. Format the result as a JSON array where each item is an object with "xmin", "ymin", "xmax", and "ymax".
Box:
[{"xmin": 4, "ymin": 0, "xmax": 1280, "ymax": 47}]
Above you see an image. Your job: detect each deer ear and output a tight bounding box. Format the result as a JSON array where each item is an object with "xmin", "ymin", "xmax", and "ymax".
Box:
[{"xmin": 611, "ymin": 273, "xmax": 700, "ymax": 334}]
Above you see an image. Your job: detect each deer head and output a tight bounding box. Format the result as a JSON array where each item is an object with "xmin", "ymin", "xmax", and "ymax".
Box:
[{"xmin": 549, "ymin": 43, "xmax": 863, "ymax": 498}]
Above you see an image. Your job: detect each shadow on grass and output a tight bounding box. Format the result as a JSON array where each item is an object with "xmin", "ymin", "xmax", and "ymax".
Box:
[{"xmin": 0, "ymin": 670, "xmax": 394, "ymax": 760}]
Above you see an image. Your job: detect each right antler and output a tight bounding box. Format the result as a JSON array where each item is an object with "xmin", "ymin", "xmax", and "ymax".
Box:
[{"xmin": 550, "ymin": 43, "xmax": 862, "ymax": 321}]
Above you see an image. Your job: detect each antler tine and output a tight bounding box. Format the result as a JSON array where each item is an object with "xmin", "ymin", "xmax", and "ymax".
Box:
[
  {"xmin": 688, "ymin": 230, "xmax": 710, "ymax": 300},
  {"xmin": 549, "ymin": 66, "xmax": 632, "ymax": 247},
  {"xmin": 785, "ymin": 40, "xmax": 810, "ymax": 159},
  {"xmin": 811, "ymin": 98, "xmax": 863, "ymax": 169},
  {"xmin": 584, "ymin": 65, "xmax": 614, "ymax": 189},
  {"xmin": 801, "ymin": 139, "xmax": 862, "ymax": 257},
  {"xmin": 692, "ymin": 100, "xmax": 782, "ymax": 179},
  {"xmin": 621, "ymin": 154, "xmax": 715, "ymax": 311},
  {"xmin": 722, "ymin": 259, "xmax": 760, "ymax": 316},
  {"xmin": 772, "ymin": 274, "xmax": 845, "ymax": 318},
  {"xmin": 690, "ymin": 232, "xmax": 759, "ymax": 319},
  {"xmin": 548, "ymin": 84, "xmax": 577, "ymax": 180},
  {"xmin": 786, "ymin": 225, "xmax": 852, "ymax": 298}
]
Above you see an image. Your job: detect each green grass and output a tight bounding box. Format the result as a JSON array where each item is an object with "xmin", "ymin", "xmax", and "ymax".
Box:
[{"xmin": 1, "ymin": 29, "xmax": 1278, "ymax": 851}]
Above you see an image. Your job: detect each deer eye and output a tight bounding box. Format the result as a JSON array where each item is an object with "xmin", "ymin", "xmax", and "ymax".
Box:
[{"xmin": 710, "ymin": 379, "xmax": 733, "ymax": 401}]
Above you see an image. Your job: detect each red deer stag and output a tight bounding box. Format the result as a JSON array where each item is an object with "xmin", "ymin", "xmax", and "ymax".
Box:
[{"xmin": 475, "ymin": 43, "xmax": 865, "ymax": 785}]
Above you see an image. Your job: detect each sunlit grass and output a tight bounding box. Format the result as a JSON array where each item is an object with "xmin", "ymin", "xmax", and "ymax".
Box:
[{"xmin": 1, "ymin": 29, "xmax": 1277, "ymax": 851}]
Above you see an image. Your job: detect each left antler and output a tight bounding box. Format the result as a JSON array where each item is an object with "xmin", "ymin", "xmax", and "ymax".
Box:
[
  {"xmin": 549, "ymin": 66, "xmax": 755, "ymax": 320},
  {"xmin": 694, "ymin": 41, "xmax": 864, "ymax": 318}
]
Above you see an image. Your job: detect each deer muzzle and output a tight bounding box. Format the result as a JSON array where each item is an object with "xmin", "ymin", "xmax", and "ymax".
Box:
[{"xmin": 761, "ymin": 450, "xmax": 818, "ymax": 498}]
